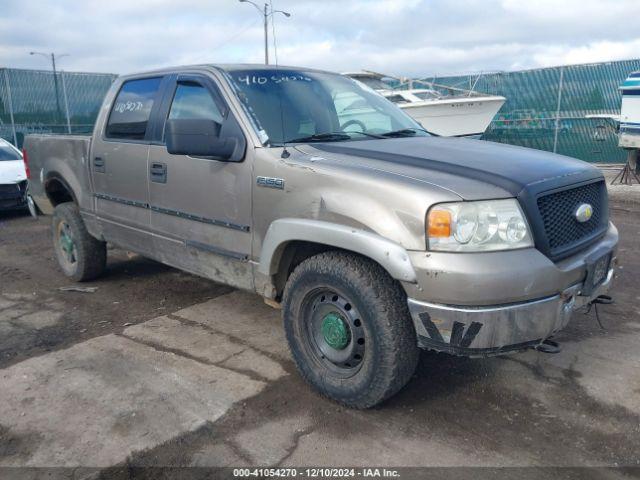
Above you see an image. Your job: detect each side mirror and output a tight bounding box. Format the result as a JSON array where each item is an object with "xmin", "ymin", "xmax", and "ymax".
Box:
[{"xmin": 165, "ymin": 119, "xmax": 236, "ymax": 160}]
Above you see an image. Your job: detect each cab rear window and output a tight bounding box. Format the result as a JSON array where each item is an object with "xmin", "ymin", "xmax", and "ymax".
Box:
[{"xmin": 105, "ymin": 77, "xmax": 162, "ymax": 140}]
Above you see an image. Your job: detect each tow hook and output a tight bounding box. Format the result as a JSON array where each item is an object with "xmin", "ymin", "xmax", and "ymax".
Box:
[{"xmin": 535, "ymin": 338, "xmax": 561, "ymax": 354}]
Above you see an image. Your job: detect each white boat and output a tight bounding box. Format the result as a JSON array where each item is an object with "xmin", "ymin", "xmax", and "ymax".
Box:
[{"xmin": 345, "ymin": 71, "xmax": 505, "ymax": 138}]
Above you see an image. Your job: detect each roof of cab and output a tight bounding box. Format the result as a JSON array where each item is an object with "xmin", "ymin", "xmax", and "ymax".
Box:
[{"xmin": 117, "ymin": 63, "xmax": 337, "ymax": 80}]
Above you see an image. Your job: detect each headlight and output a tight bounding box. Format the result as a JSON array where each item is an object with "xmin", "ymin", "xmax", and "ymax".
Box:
[{"xmin": 427, "ymin": 199, "xmax": 533, "ymax": 252}]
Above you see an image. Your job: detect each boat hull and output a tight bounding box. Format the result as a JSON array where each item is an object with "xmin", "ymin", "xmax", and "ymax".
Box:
[
  {"xmin": 399, "ymin": 96, "xmax": 505, "ymax": 137},
  {"xmin": 619, "ymin": 83, "xmax": 640, "ymax": 148}
]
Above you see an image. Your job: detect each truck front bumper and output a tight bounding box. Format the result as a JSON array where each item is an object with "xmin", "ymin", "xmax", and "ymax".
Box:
[
  {"xmin": 408, "ymin": 267, "xmax": 613, "ymax": 356},
  {"xmin": 404, "ymin": 223, "xmax": 618, "ymax": 356}
]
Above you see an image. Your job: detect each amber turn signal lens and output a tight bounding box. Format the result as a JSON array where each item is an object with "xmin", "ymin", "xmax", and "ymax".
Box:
[{"xmin": 428, "ymin": 209, "xmax": 452, "ymax": 238}]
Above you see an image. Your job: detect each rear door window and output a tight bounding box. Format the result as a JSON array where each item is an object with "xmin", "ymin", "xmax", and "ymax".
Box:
[{"xmin": 106, "ymin": 77, "xmax": 162, "ymax": 140}]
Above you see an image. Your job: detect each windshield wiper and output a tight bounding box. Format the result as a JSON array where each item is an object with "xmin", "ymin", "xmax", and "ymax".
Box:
[
  {"xmin": 287, "ymin": 132, "xmax": 351, "ymax": 143},
  {"xmin": 381, "ymin": 127, "xmax": 438, "ymax": 137},
  {"xmin": 346, "ymin": 131, "xmax": 386, "ymax": 139},
  {"xmin": 287, "ymin": 131, "xmax": 385, "ymax": 143}
]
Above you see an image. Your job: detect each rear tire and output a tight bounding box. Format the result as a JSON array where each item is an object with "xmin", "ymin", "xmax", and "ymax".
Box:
[
  {"xmin": 282, "ymin": 251, "xmax": 419, "ymax": 409},
  {"xmin": 52, "ymin": 202, "xmax": 106, "ymax": 281}
]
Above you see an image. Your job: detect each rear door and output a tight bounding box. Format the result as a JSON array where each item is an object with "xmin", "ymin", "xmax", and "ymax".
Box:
[
  {"xmin": 90, "ymin": 76, "xmax": 166, "ymax": 251},
  {"xmin": 146, "ymin": 73, "xmax": 253, "ymax": 289}
]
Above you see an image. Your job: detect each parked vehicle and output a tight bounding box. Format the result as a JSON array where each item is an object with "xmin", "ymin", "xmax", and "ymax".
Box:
[
  {"xmin": 24, "ymin": 65, "xmax": 617, "ymax": 408},
  {"xmin": 0, "ymin": 138, "xmax": 28, "ymax": 212}
]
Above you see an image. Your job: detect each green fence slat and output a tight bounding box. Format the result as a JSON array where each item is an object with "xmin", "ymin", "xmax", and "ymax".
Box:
[
  {"xmin": 0, "ymin": 68, "xmax": 116, "ymax": 148},
  {"xmin": 430, "ymin": 59, "xmax": 640, "ymax": 163},
  {"xmin": 2, "ymin": 60, "xmax": 640, "ymax": 162}
]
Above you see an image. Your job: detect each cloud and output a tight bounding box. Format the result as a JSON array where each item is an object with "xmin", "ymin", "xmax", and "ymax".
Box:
[
  {"xmin": 533, "ymin": 39, "xmax": 640, "ymax": 67},
  {"xmin": 1, "ymin": 0, "xmax": 639, "ymax": 76}
]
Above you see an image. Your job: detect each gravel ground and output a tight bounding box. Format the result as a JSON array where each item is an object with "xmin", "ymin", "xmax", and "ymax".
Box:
[{"xmin": 602, "ymin": 165, "xmax": 640, "ymax": 204}]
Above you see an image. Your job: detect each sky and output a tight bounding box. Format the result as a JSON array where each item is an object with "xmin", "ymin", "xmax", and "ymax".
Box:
[{"xmin": 1, "ymin": 0, "xmax": 640, "ymax": 77}]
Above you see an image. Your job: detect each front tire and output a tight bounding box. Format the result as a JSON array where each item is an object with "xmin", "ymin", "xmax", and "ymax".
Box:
[
  {"xmin": 52, "ymin": 202, "xmax": 107, "ymax": 281},
  {"xmin": 282, "ymin": 251, "xmax": 419, "ymax": 408}
]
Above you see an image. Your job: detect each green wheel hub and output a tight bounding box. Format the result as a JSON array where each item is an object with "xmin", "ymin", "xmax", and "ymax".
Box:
[
  {"xmin": 60, "ymin": 231, "xmax": 74, "ymax": 256},
  {"xmin": 57, "ymin": 221, "xmax": 77, "ymax": 265},
  {"xmin": 321, "ymin": 312, "xmax": 351, "ymax": 350}
]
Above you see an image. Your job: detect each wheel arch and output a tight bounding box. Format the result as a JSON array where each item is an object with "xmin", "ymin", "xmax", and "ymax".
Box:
[
  {"xmin": 44, "ymin": 172, "xmax": 77, "ymax": 207},
  {"xmin": 259, "ymin": 219, "xmax": 418, "ymax": 297}
]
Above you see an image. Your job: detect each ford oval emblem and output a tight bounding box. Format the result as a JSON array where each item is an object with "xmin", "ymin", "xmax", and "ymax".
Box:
[{"xmin": 575, "ymin": 203, "xmax": 593, "ymax": 223}]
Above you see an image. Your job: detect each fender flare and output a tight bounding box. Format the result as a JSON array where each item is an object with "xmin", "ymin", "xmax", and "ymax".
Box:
[
  {"xmin": 258, "ymin": 218, "xmax": 417, "ymax": 283},
  {"xmin": 44, "ymin": 171, "xmax": 79, "ymax": 204}
]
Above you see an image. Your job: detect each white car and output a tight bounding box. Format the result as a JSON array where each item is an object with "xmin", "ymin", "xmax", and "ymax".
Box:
[{"xmin": 0, "ymin": 138, "xmax": 29, "ymax": 212}]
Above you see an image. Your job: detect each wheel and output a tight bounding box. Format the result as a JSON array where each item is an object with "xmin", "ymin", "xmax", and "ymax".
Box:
[
  {"xmin": 27, "ymin": 194, "xmax": 39, "ymax": 218},
  {"xmin": 52, "ymin": 202, "xmax": 107, "ymax": 281},
  {"xmin": 282, "ymin": 251, "xmax": 419, "ymax": 408},
  {"xmin": 26, "ymin": 185, "xmax": 40, "ymax": 218}
]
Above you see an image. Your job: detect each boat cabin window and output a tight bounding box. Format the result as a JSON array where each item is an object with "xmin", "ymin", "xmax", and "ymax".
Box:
[{"xmin": 385, "ymin": 94, "xmax": 409, "ymax": 104}]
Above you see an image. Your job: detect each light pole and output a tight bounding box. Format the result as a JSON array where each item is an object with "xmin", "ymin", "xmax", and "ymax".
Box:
[
  {"xmin": 238, "ymin": 1, "xmax": 291, "ymax": 64},
  {"xmin": 29, "ymin": 51, "xmax": 69, "ymax": 123}
]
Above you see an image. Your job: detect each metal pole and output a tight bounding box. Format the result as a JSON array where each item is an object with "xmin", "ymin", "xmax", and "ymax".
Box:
[
  {"xmin": 553, "ymin": 66, "xmax": 564, "ymax": 154},
  {"xmin": 263, "ymin": 3, "xmax": 269, "ymax": 64},
  {"xmin": 3, "ymin": 69, "xmax": 18, "ymax": 147},
  {"xmin": 469, "ymin": 72, "xmax": 482, "ymax": 96},
  {"xmin": 61, "ymin": 71, "xmax": 72, "ymax": 134},
  {"xmin": 629, "ymin": 149, "xmax": 638, "ymax": 174},
  {"xmin": 51, "ymin": 53, "xmax": 62, "ymax": 124}
]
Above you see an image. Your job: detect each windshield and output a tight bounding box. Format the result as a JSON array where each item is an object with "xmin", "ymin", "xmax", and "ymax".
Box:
[
  {"xmin": 414, "ymin": 91, "xmax": 441, "ymax": 101},
  {"xmin": 350, "ymin": 76, "xmax": 390, "ymax": 91},
  {"xmin": 226, "ymin": 68, "xmax": 427, "ymax": 145},
  {"xmin": 0, "ymin": 143, "xmax": 21, "ymax": 161}
]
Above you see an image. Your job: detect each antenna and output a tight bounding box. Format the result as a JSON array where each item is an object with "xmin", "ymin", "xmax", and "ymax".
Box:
[{"xmin": 270, "ymin": 0, "xmax": 290, "ymax": 158}]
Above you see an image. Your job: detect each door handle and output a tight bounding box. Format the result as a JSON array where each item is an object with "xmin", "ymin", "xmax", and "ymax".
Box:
[
  {"xmin": 150, "ymin": 162, "xmax": 167, "ymax": 183},
  {"xmin": 93, "ymin": 157, "xmax": 105, "ymax": 173}
]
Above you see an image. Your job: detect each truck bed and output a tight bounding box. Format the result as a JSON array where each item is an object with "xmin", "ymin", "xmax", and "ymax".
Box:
[{"xmin": 24, "ymin": 134, "xmax": 94, "ymax": 215}]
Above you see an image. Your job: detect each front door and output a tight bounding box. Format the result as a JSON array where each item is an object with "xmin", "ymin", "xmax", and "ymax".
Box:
[
  {"xmin": 147, "ymin": 73, "xmax": 253, "ymax": 289},
  {"xmin": 91, "ymin": 76, "xmax": 165, "ymax": 253}
]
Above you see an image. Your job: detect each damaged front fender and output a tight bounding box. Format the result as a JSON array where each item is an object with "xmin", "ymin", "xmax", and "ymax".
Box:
[{"xmin": 259, "ymin": 218, "xmax": 417, "ymax": 283}]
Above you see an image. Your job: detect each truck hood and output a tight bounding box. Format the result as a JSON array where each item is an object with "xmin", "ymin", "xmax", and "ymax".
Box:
[
  {"xmin": 0, "ymin": 160, "xmax": 27, "ymax": 184},
  {"xmin": 298, "ymin": 136, "xmax": 602, "ymax": 200}
]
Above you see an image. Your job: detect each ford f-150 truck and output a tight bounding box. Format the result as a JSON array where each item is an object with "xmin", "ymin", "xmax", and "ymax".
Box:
[{"xmin": 24, "ymin": 64, "xmax": 618, "ymax": 408}]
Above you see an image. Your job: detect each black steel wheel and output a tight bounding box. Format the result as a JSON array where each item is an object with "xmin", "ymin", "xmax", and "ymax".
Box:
[
  {"xmin": 282, "ymin": 251, "xmax": 419, "ymax": 409},
  {"xmin": 303, "ymin": 288, "xmax": 366, "ymax": 377}
]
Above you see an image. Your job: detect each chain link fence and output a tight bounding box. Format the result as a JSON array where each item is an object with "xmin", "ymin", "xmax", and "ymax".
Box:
[
  {"xmin": 0, "ymin": 68, "xmax": 117, "ymax": 148},
  {"xmin": 2, "ymin": 60, "xmax": 640, "ymax": 162},
  {"xmin": 428, "ymin": 59, "xmax": 640, "ymax": 163}
]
